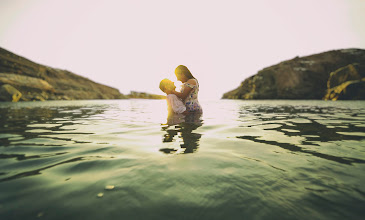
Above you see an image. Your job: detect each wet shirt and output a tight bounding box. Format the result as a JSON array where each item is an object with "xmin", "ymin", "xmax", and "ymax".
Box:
[{"xmin": 166, "ymin": 94, "xmax": 186, "ymax": 114}]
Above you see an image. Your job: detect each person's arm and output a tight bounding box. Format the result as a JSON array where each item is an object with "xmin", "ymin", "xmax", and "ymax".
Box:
[
  {"xmin": 170, "ymin": 88, "xmax": 191, "ymax": 100},
  {"xmin": 170, "ymin": 79, "xmax": 196, "ymax": 100}
]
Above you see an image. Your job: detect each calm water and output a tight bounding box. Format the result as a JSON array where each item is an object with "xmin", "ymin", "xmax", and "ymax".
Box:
[{"xmin": 0, "ymin": 99, "xmax": 364, "ymax": 220}]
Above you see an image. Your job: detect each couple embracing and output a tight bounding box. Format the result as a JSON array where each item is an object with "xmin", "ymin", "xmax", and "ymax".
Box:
[{"xmin": 159, "ymin": 65, "xmax": 202, "ymax": 115}]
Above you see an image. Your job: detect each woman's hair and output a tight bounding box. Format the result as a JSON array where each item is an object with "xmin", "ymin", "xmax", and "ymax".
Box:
[{"xmin": 175, "ymin": 65, "xmax": 195, "ymax": 79}]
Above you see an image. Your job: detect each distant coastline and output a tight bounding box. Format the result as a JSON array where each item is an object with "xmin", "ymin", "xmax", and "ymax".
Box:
[{"xmin": 126, "ymin": 91, "xmax": 165, "ymax": 99}]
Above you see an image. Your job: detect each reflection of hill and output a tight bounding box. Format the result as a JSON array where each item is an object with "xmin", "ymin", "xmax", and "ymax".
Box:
[
  {"xmin": 223, "ymin": 48, "xmax": 365, "ymax": 100},
  {"xmin": 0, "ymin": 47, "xmax": 126, "ymax": 102}
]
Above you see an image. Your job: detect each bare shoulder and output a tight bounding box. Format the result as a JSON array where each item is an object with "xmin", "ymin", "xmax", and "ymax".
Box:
[{"xmin": 186, "ymin": 78, "xmax": 197, "ymax": 85}]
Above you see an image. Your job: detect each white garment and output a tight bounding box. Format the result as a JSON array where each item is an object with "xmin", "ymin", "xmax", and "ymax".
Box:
[{"xmin": 166, "ymin": 94, "xmax": 186, "ymax": 114}]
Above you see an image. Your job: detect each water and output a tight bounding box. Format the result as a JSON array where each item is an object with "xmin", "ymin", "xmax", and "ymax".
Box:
[{"xmin": 0, "ymin": 99, "xmax": 364, "ymax": 220}]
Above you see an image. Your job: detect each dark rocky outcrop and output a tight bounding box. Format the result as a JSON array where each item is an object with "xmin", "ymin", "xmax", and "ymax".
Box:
[
  {"xmin": 0, "ymin": 84, "xmax": 22, "ymax": 102},
  {"xmin": 0, "ymin": 47, "xmax": 126, "ymax": 101},
  {"xmin": 324, "ymin": 79, "xmax": 365, "ymax": 100},
  {"xmin": 324, "ymin": 63, "xmax": 365, "ymax": 100},
  {"xmin": 222, "ymin": 48, "xmax": 365, "ymax": 100}
]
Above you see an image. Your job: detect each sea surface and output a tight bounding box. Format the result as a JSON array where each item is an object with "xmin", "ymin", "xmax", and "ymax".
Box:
[{"xmin": 0, "ymin": 99, "xmax": 364, "ymax": 220}]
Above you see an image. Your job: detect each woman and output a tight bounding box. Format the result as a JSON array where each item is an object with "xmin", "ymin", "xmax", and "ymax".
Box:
[{"xmin": 168, "ymin": 65, "xmax": 202, "ymax": 114}]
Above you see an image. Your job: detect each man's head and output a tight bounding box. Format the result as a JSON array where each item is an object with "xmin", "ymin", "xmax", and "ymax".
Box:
[{"xmin": 159, "ymin": 78, "xmax": 176, "ymax": 93}]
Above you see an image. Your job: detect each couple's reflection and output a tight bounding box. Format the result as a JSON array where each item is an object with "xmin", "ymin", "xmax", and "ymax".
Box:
[{"xmin": 160, "ymin": 113, "xmax": 203, "ymax": 154}]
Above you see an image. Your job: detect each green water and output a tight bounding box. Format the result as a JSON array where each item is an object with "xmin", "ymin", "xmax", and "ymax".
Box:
[{"xmin": 0, "ymin": 100, "xmax": 364, "ymax": 220}]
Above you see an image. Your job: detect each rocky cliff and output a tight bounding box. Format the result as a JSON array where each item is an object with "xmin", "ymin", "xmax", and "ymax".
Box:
[
  {"xmin": 0, "ymin": 47, "xmax": 126, "ymax": 102},
  {"xmin": 222, "ymin": 48, "xmax": 365, "ymax": 100}
]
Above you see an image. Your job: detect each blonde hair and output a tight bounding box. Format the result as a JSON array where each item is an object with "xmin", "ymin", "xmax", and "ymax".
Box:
[{"xmin": 159, "ymin": 78, "xmax": 172, "ymax": 93}]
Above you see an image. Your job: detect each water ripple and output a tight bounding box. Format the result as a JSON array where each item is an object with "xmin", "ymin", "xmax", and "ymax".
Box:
[{"xmin": 0, "ymin": 100, "xmax": 364, "ymax": 220}]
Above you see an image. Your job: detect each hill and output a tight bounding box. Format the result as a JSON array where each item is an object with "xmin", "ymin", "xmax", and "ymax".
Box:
[
  {"xmin": 0, "ymin": 47, "xmax": 126, "ymax": 102},
  {"xmin": 222, "ymin": 49, "xmax": 365, "ymax": 100}
]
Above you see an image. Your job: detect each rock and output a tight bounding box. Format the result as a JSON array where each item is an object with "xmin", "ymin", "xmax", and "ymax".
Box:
[
  {"xmin": 327, "ymin": 63, "xmax": 365, "ymax": 89},
  {"xmin": 97, "ymin": 193, "xmax": 104, "ymax": 198},
  {"xmin": 105, "ymin": 185, "xmax": 115, "ymax": 190},
  {"xmin": 222, "ymin": 48, "xmax": 365, "ymax": 100},
  {"xmin": 323, "ymin": 63, "xmax": 365, "ymax": 100},
  {"xmin": 33, "ymin": 95, "xmax": 46, "ymax": 101},
  {"xmin": 0, "ymin": 84, "xmax": 22, "ymax": 102},
  {"xmin": 0, "ymin": 73, "xmax": 55, "ymax": 92},
  {"xmin": 324, "ymin": 79, "xmax": 365, "ymax": 100}
]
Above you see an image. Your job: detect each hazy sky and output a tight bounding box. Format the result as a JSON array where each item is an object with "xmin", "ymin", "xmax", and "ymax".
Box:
[{"xmin": 1, "ymin": 0, "xmax": 364, "ymax": 100}]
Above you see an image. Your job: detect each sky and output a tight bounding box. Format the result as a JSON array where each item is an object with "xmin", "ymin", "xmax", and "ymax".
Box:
[{"xmin": 0, "ymin": 0, "xmax": 364, "ymax": 100}]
